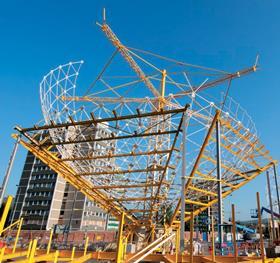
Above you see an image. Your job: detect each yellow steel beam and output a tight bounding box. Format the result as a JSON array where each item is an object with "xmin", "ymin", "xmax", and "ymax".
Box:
[
  {"xmin": 188, "ymin": 186, "xmax": 218, "ymax": 197},
  {"xmin": 84, "ymin": 236, "xmax": 89, "ymax": 256},
  {"xmin": 12, "ymin": 217, "xmax": 23, "ymax": 253},
  {"xmin": 13, "ymin": 134, "xmax": 139, "ymax": 226},
  {"xmin": 98, "ymin": 21, "xmax": 160, "ymax": 98},
  {"xmin": 71, "ymin": 253, "xmax": 92, "ymax": 263},
  {"xmin": 185, "ymin": 199, "xmax": 209, "ymax": 207},
  {"xmin": 90, "ymin": 182, "xmax": 168, "ymax": 190},
  {"xmin": 195, "ymin": 170, "xmax": 237, "ymax": 189},
  {"xmin": 221, "ymin": 119, "xmax": 273, "ymax": 162},
  {"xmin": 181, "ymin": 162, "xmax": 274, "ymax": 222},
  {"xmin": 129, "ymin": 209, "xmax": 158, "ymax": 213},
  {"xmin": 170, "ymin": 162, "xmax": 274, "ymax": 225},
  {"xmin": 0, "ymin": 218, "xmax": 21, "ymax": 235},
  {"xmin": 209, "ymin": 136, "xmax": 260, "ymax": 169},
  {"xmin": 71, "ymin": 246, "xmax": 76, "ymax": 260},
  {"xmin": 201, "ymin": 154, "xmax": 251, "ymax": 180},
  {"xmin": 2, "ymin": 251, "xmax": 29, "ymax": 261},
  {"xmin": 108, "ymin": 196, "xmax": 164, "ymax": 202},
  {"xmin": 159, "ymin": 69, "xmax": 167, "ymax": 110},
  {"xmin": 19, "ymin": 107, "xmax": 186, "ymax": 133},
  {"xmin": 116, "ymin": 212, "xmax": 125, "ymax": 263},
  {"xmin": 28, "ymin": 239, "xmax": 37, "ymax": 263},
  {"xmin": 58, "ymin": 149, "xmax": 172, "ymax": 162},
  {"xmin": 0, "ymin": 247, "xmax": 5, "ymax": 262},
  {"xmin": 0, "ymin": 195, "xmax": 13, "ymax": 233},
  {"xmin": 78, "ymin": 167, "xmax": 165, "ymax": 176}
]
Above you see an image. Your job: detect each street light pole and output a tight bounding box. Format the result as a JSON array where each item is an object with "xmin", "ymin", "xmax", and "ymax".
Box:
[
  {"xmin": 216, "ymin": 119, "xmax": 223, "ymax": 249},
  {"xmin": 0, "ymin": 136, "xmax": 20, "ymax": 206},
  {"xmin": 273, "ymin": 163, "xmax": 280, "ymax": 215},
  {"xmin": 10, "ymin": 185, "xmax": 21, "ymax": 224},
  {"xmin": 180, "ymin": 111, "xmax": 187, "ymax": 254},
  {"xmin": 266, "ymin": 171, "xmax": 276, "ymax": 243}
]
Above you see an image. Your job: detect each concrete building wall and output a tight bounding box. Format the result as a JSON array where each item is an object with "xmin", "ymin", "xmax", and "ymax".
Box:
[
  {"xmin": 11, "ymin": 151, "xmax": 108, "ymax": 231},
  {"xmin": 46, "ymin": 175, "xmax": 66, "ymax": 230}
]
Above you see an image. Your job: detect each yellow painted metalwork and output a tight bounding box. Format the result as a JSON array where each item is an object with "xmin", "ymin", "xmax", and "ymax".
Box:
[
  {"xmin": 181, "ymin": 161, "xmax": 274, "ymax": 222},
  {"xmin": 185, "ymin": 199, "xmax": 208, "ymax": 207},
  {"xmin": 0, "ymin": 247, "xmax": 5, "ymax": 263},
  {"xmin": 12, "ymin": 103, "xmax": 275, "ymax": 247},
  {"xmin": 175, "ymin": 227, "xmax": 180, "ymax": 263},
  {"xmin": 188, "ymin": 186, "xmax": 218, "ymax": 196},
  {"xmin": 71, "ymin": 246, "xmax": 76, "ymax": 260},
  {"xmin": 202, "ymin": 154, "xmax": 250, "ymax": 180},
  {"xmin": 54, "ymin": 250, "xmax": 59, "ymax": 263},
  {"xmin": 160, "ymin": 69, "xmax": 167, "ymax": 109},
  {"xmin": 98, "ymin": 20, "xmax": 160, "ymax": 98},
  {"xmin": 116, "ymin": 212, "xmax": 125, "ymax": 263},
  {"xmin": 27, "ymin": 240, "xmax": 32, "ymax": 258},
  {"xmin": 0, "ymin": 195, "xmax": 13, "ymax": 233},
  {"xmin": 11, "ymin": 133, "xmax": 140, "ymax": 226},
  {"xmin": 71, "ymin": 253, "xmax": 92, "ymax": 263},
  {"xmin": 0, "ymin": 218, "xmax": 21, "ymax": 235},
  {"xmin": 19, "ymin": 252, "xmax": 59, "ymax": 263},
  {"xmin": 28, "ymin": 239, "xmax": 37, "ymax": 263},
  {"xmin": 46, "ymin": 229, "xmax": 53, "ymax": 254},
  {"xmin": 12, "ymin": 217, "xmax": 23, "ymax": 253},
  {"xmin": 169, "ymin": 106, "xmax": 275, "ymax": 227},
  {"xmin": 2, "ymin": 251, "xmax": 29, "ymax": 261},
  {"xmin": 151, "ymin": 225, "xmax": 155, "ymax": 242},
  {"xmin": 84, "ymin": 236, "xmax": 89, "ymax": 256},
  {"xmin": 221, "ymin": 119, "xmax": 273, "ymax": 162}
]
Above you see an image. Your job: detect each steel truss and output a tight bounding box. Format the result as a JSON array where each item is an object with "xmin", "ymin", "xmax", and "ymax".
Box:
[
  {"xmin": 13, "ymin": 16, "xmax": 276, "ymax": 242},
  {"xmin": 14, "ymin": 106, "xmax": 274, "ymax": 229},
  {"xmin": 15, "ymin": 106, "xmax": 187, "ymax": 227}
]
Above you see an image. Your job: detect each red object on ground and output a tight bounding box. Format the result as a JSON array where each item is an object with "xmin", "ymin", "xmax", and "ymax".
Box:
[{"xmin": 0, "ymin": 240, "xmax": 5, "ymax": 248}]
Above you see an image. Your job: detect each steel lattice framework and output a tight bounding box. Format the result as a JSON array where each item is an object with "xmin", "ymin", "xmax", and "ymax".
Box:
[{"xmin": 14, "ymin": 19, "xmax": 275, "ymax": 230}]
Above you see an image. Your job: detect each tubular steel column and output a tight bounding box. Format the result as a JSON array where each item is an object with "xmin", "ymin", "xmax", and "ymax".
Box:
[
  {"xmin": 180, "ymin": 112, "xmax": 187, "ymax": 254},
  {"xmin": 215, "ymin": 119, "xmax": 223, "ymax": 249},
  {"xmin": 189, "ymin": 210, "xmax": 194, "ymax": 263},
  {"xmin": 0, "ymin": 136, "xmax": 20, "ymax": 206},
  {"xmin": 231, "ymin": 204, "xmax": 238, "ymax": 263},
  {"xmin": 116, "ymin": 212, "xmax": 125, "ymax": 263},
  {"xmin": 273, "ymin": 163, "xmax": 280, "ymax": 215},
  {"xmin": 256, "ymin": 192, "xmax": 265, "ymax": 263},
  {"xmin": 266, "ymin": 171, "xmax": 276, "ymax": 243},
  {"xmin": 211, "ymin": 215, "xmax": 215, "ymax": 263}
]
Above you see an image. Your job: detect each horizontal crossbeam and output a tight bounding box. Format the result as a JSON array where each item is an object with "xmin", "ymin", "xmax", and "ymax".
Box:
[
  {"xmin": 78, "ymin": 167, "xmax": 165, "ymax": 176},
  {"xmin": 109, "ymin": 196, "xmax": 164, "ymax": 202},
  {"xmin": 17, "ymin": 107, "xmax": 187, "ymax": 133},
  {"xmin": 58, "ymin": 149, "xmax": 173, "ymax": 162},
  {"xmin": 91, "ymin": 182, "xmax": 169, "ymax": 189},
  {"xmin": 38, "ymin": 130, "xmax": 178, "ymax": 147}
]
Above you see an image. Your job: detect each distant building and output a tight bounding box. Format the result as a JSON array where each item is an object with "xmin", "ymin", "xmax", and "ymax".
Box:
[{"xmin": 11, "ymin": 124, "xmax": 116, "ymax": 231}]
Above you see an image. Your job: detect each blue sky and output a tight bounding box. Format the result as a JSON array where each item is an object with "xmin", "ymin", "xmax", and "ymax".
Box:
[{"xmin": 0, "ymin": 0, "xmax": 279, "ymax": 220}]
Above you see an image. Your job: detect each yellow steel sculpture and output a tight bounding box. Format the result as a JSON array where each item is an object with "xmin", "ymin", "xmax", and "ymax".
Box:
[{"xmin": 7, "ymin": 13, "xmax": 277, "ymax": 263}]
